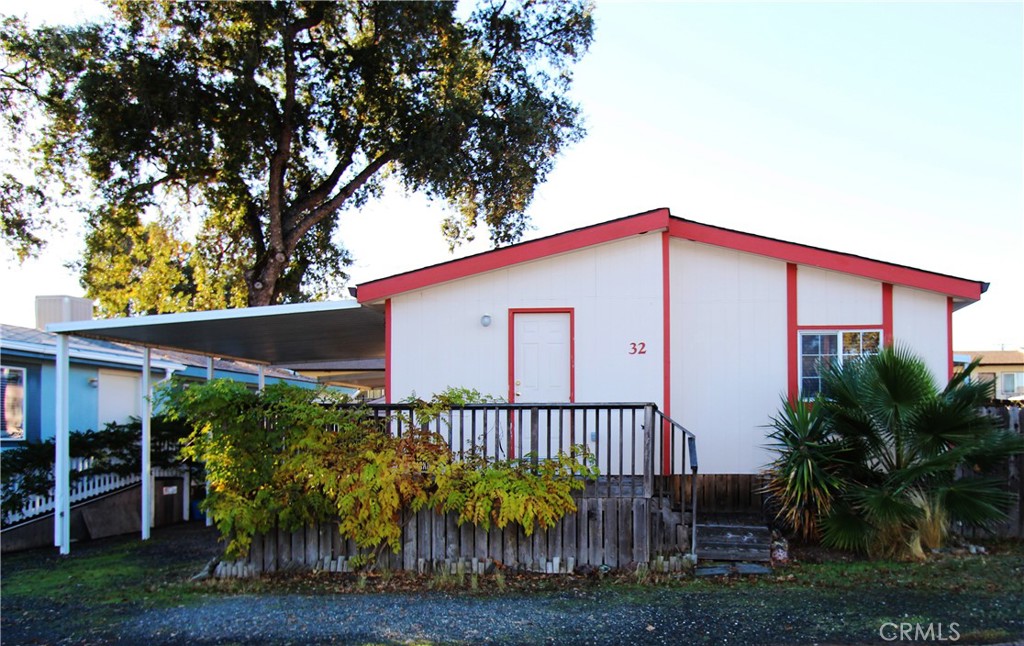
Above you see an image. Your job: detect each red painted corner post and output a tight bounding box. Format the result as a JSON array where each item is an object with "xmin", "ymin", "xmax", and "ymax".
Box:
[
  {"xmin": 384, "ymin": 298, "xmax": 392, "ymax": 404},
  {"xmin": 947, "ymin": 297, "xmax": 954, "ymax": 381},
  {"xmin": 661, "ymin": 231, "xmax": 672, "ymax": 474},
  {"xmin": 786, "ymin": 263, "xmax": 799, "ymax": 403},
  {"xmin": 882, "ymin": 283, "xmax": 894, "ymax": 347}
]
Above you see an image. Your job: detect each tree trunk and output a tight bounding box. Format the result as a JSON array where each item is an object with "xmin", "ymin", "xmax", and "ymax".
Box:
[{"xmin": 247, "ymin": 252, "xmax": 289, "ymax": 306}]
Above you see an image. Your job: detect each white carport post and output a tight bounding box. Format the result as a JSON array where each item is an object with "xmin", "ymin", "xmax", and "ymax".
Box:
[
  {"xmin": 141, "ymin": 347, "xmax": 152, "ymax": 540},
  {"xmin": 204, "ymin": 356, "xmax": 214, "ymax": 526},
  {"xmin": 54, "ymin": 333, "xmax": 70, "ymax": 554},
  {"xmin": 258, "ymin": 364, "xmax": 265, "ymax": 392}
]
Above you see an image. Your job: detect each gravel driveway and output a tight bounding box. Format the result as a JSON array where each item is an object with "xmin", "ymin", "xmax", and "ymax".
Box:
[
  {"xmin": 119, "ymin": 586, "xmax": 1019, "ymax": 645},
  {"xmin": 4, "ymin": 523, "xmax": 1022, "ymax": 645}
]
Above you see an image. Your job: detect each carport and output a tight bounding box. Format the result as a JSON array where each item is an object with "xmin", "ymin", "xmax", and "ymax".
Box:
[{"xmin": 46, "ymin": 300, "xmax": 385, "ymax": 554}]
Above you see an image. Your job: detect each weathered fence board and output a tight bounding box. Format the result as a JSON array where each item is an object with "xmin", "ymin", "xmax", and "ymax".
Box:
[
  {"xmin": 237, "ymin": 491, "xmax": 689, "ymax": 575},
  {"xmin": 681, "ymin": 474, "xmax": 766, "ymax": 516}
]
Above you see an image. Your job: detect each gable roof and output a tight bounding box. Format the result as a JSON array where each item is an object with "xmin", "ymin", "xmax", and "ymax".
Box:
[{"xmin": 357, "ymin": 208, "xmax": 988, "ymax": 304}]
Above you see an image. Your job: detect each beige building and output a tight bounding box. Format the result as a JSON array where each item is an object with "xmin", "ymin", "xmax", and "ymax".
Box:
[{"xmin": 958, "ymin": 349, "xmax": 1024, "ymax": 399}]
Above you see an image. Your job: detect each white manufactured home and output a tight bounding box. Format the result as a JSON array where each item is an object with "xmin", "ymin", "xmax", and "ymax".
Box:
[{"xmin": 358, "ymin": 208, "xmax": 986, "ymax": 475}]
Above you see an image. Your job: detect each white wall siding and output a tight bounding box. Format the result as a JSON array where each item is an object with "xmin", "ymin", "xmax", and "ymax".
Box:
[
  {"xmin": 97, "ymin": 369, "xmax": 142, "ymax": 428},
  {"xmin": 893, "ymin": 286, "xmax": 949, "ymax": 386},
  {"xmin": 670, "ymin": 240, "xmax": 788, "ymax": 474},
  {"xmin": 797, "ymin": 266, "xmax": 881, "ymax": 326},
  {"xmin": 389, "ymin": 235, "xmax": 664, "ymax": 405}
]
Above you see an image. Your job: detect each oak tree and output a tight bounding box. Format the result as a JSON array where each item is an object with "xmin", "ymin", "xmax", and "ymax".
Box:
[{"xmin": 0, "ymin": 1, "xmax": 593, "ymax": 313}]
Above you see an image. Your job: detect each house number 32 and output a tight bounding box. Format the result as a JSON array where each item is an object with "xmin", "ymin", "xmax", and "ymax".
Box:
[{"xmin": 628, "ymin": 342, "xmax": 647, "ymax": 355}]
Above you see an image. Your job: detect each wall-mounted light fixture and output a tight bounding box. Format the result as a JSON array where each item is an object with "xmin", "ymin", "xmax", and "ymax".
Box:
[
  {"xmin": 480, "ymin": 314, "xmax": 492, "ymax": 327},
  {"xmin": 87, "ymin": 377, "xmax": 99, "ymax": 388}
]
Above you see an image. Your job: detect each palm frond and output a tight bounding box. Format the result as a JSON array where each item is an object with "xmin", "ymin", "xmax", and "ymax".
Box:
[
  {"xmin": 850, "ymin": 484, "xmax": 922, "ymax": 527},
  {"xmin": 820, "ymin": 503, "xmax": 873, "ymax": 553},
  {"xmin": 937, "ymin": 478, "xmax": 1016, "ymax": 526}
]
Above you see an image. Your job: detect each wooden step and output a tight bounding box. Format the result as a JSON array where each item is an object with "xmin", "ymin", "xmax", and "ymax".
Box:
[{"xmin": 696, "ymin": 522, "xmax": 771, "ymax": 562}]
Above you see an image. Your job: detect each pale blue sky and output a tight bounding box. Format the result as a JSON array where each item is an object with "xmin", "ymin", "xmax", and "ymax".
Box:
[{"xmin": 4, "ymin": 1, "xmax": 1022, "ymax": 350}]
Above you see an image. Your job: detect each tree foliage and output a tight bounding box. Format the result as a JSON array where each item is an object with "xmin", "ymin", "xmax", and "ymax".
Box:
[
  {"xmin": 765, "ymin": 345, "xmax": 1024, "ymax": 559},
  {"xmin": 0, "ymin": 1, "xmax": 593, "ymax": 313}
]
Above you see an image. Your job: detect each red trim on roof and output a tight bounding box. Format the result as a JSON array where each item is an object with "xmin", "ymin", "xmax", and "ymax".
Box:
[
  {"xmin": 667, "ymin": 219, "xmax": 982, "ymax": 301},
  {"xmin": 358, "ymin": 209, "xmax": 984, "ymax": 304},
  {"xmin": 358, "ymin": 208, "xmax": 670, "ymax": 303}
]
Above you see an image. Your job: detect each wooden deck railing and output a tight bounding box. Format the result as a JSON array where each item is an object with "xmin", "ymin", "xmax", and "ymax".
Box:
[
  {"xmin": 654, "ymin": 410, "xmax": 699, "ymax": 556},
  {"xmin": 351, "ymin": 402, "xmax": 696, "ymax": 490}
]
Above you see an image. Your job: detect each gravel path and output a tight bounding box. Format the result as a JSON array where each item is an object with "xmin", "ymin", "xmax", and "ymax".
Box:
[{"xmin": 119, "ymin": 587, "xmax": 1021, "ymax": 645}]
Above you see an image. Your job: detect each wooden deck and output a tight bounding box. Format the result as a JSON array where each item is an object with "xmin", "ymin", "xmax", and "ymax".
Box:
[{"xmin": 216, "ymin": 403, "xmax": 701, "ymax": 577}]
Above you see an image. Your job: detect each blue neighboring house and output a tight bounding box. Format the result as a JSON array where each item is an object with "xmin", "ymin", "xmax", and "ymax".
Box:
[{"xmin": 1, "ymin": 322, "xmax": 325, "ymax": 447}]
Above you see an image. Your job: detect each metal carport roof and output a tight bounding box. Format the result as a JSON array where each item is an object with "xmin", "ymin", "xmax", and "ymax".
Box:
[{"xmin": 46, "ymin": 299, "xmax": 385, "ymax": 366}]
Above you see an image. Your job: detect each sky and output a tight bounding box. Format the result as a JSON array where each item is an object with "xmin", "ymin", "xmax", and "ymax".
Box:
[{"xmin": 2, "ymin": 1, "xmax": 1022, "ymax": 351}]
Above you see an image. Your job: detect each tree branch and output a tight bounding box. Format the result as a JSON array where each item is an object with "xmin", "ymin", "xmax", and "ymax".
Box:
[
  {"xmin": 282, "ymin": 150, "xmax": 354, "ymax": 233},
  {"xmin": 284, "ymin": 150, "xmax": 394, "ymax": 253},
  {"xmin": 266, "ymin": 7, "xmax": 325, "ymax": 252}
]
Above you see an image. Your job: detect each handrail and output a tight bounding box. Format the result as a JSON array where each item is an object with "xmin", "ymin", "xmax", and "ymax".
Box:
[
  {"xmin": 654, "ymin": 411, "xmax": 699, "ymax": 558},
  {"xmin": 341, "ymin": 402, "xmax": 656, "ymax": 412}
]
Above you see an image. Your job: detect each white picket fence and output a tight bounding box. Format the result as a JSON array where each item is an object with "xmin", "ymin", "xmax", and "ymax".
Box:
[{"xmin": 3, "ymin": 457, "xmax": 184, "ymax": 525}]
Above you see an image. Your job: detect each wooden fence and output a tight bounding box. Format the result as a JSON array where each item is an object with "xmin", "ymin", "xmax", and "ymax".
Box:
[
  {"xmin": 959, "ymin": 404, "xmax": 1023, "ymax": 540},
  {"xmin": 679, "ymin": 473, "xmax": 767, "ymax": 517},
  {"xmin": 221, "ymin": 403, "xmax": 699, "ymax": 577},
  {"xmin": 223, "ymin": 490, "xmax": 689, "ymax": 578}
]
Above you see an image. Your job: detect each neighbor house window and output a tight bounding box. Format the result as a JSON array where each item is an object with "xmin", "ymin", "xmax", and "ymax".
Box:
[
  {"xmin": 1002, "ymin": 372, "xmax": 1024, "ymax": 397},
  {"xmin": 1, "ymin": 366, "xmax": 27, "ymax": 441},
  {"xmin": 976, "ymin": 372, "xmax": 996, "ymax": 386},
  {"xmin": 800, "ymin": 330, "xmax": 881, "ymax": 398}
]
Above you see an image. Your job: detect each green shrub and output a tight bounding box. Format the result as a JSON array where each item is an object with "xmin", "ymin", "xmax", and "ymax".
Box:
[
  {"xmin": 159, "ymin": 380, "xmax": 597, "ymax": 566},
  {"xmin": 765, "ymin": 345, "xmax": 1024, "ymax": 559}
]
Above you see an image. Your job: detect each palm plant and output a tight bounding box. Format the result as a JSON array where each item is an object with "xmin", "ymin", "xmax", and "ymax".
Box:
[
  {"xmin": 764, "ymin": 397, "xmax": 847, "ymax": 541},
  {"xmin": 765, "ymin": 345, "xmax": 1024, "ymax": 559}
]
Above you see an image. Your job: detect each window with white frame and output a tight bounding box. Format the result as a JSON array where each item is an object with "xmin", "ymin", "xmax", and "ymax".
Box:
[
  {"xmin": 1, "ymin": 366, "xmax": 27, "ymax": 440},
  {"xmin": 800, "ymin": 330, "xmax": 881, "ymax": 398},
  {"xmin": 1001, "ymin": 372, "xmax": 1024, "ymax": 397}
]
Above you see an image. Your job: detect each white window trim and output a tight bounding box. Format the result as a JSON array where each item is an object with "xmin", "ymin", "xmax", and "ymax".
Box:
[
  {"xmin": 1, "ymin": 365, "xmax": 28, "ymax": 442},
  {"xmin": 798, "ymin": 329, "xmax": 883, "ymax": 400}
]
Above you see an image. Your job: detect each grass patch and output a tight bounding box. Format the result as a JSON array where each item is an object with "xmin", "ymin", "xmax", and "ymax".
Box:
[{"xmin": 1, "ymin": 523, "xmax": 221, "ymax": 644}]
